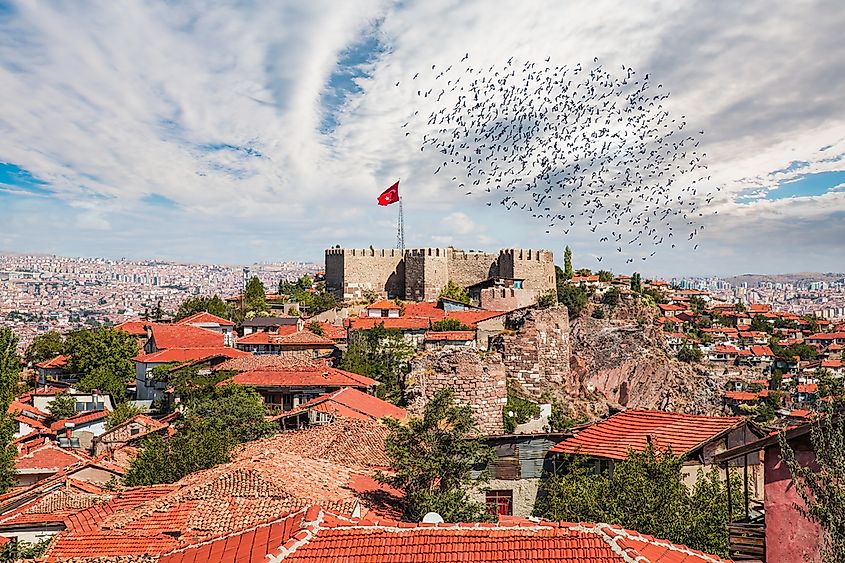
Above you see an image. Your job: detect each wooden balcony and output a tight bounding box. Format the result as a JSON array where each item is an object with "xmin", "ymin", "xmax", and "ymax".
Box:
[{"xmin": 728, "ymin": 521, "xmax": 765, "ymax": 562}]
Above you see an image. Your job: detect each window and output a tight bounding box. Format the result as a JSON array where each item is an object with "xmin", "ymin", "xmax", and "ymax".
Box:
[{"xmin": 486, "ymin": 490, "xmax": 513, "ymax": 517}]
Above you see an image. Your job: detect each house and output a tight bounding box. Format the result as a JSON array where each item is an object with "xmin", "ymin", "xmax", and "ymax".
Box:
[
  {"xmin": 93, "ymin": 414, "xmax": 172, "ymax": 456},
  {"xmin": 347, "ymin": 316, "xmax": 431, "ymax": 348},
  {"xmin": 273, "ymin": 387, "xmax": 407, "ymax": 430},
  {"xmin": 663, "ymin": 332, "xmax": 686, "ymax": 352},
  {"xmin": 236, "ymin": 330, "xmax": 336, "ymax": 358},
  {"xmin": 31, "ymin": 390, "xmax": 114, "ymax": 416},
  {"xmin": 134, "ymin": 347, "xmax": 249, "ymax": 402},
  {"xmin": 152, "ymin": 505, "xmax": 732, "ymax": 563},
  {"xmin": 806, "ymin": 331, "xmax": 845, "ymax": 347},
  {"xmin": 174, "ymin": 312, "xmax": 235, "ymax": 344},
  {"xmin": 214, "ymin": 355, "xmax": 377, "ymax": 412},
  {"xmin": 471, "ymin": 433, "xmax": 571, "ymax": 517},
  {"xmin": 8, "ymin": 401, "xmax": 50, "ymax": 440},
  {"xmin": 142, "ymin": 323, "xmax": 226, "ymax": 354},
  {"xmin": 364, "ymin": 299, "xmax": 402, "ymax": 318},
  {"xmin": 739, "ymin": 331, "xmax": 769, "ymax": 346},
  {"xmin": 795, "ymin": 383, "xmax": 818, "ymax": 405},
  {"xmin": 240, "ymin": 315, "xmax": 303, "ymax": 336},
  {"xmin": 50, "ymin": 410, "xmax": 109, "ymax": 451},
  {"xmin": 709, "ymin": 345, "xmax": 741, "ymax": 362},
  {"xmin": 820, "ymin": 358, "xmax": 845, "ymax": 376},
  {"xmin": 466, "ymin": 278, "xmax": 535, "ymax": 312},
  {"xmin": 657, "ymin": 303, "xmax": 687, "ymax": 317},
  {"xmin": 14, "ymin": 442, "xmax": 93, "ymax": 487},
  {"xmin": 748, "ymin": 345, "xmax": 775, "ymax": 365},
  {"xmin": 715, "ymin": 423, "xmax": 823, "ymax": 563},
  {"xmin": 424, "ymin": 330, "xmax": 477, "ymax": 351},
  {"xmin": 548, "ymin": 410, "xmax": 766, "ymax": 493},
  {"xmin": 34, "ymin": 355, "xmax": 70, "ymax": 384}
]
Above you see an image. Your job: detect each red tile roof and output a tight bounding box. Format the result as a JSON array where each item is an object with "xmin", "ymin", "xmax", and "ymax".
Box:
[
  {"xmin": 0, "ymin": 478, "xmax": 110, "ymax": 528},
  {"xmin": 797, "ymin": 384, "xmax": 818, "ymax": 393},
  {"xmin": 50, "ymin": 409, "xmax": 109, "ymax": 431},
  {"xmin": 175, "ymin": 311, "xmax": 235, "ymax": 326},
  {"xmin": 223, "ymin": 365, "xmax": 375, "ymax": 389},
  {"xmin": 402, "ymin": 301, "xmax": 447, "ymax": 319},
  {"xmin": 272, "ymin": 330, "xmax": 336, "ymax": 347},
  {"xmin": 749, "ymin": 345, "xmax": 774, "ymax": 357},
  {"xmin": 724, "ymin": 391, "xmax": 758, "ymax": 402},
  {"xmin": 15, "ymin": 442, "xmax": 92, "ymax": 473},
  {"xmin": 821, "ymin": 359, "xmax": 843, "ymax": 368},
  {"xmin": 367, "ymin": 299, "xmax": 402, "ymax": 310},
  {"xmin": 277, "ymin": 388, "xmax": 407, "ymax": 423},
  {"xmin": 348, "ymin": 317, "xmax": 431, "ymax": 330},
  {"xmin": 114, "ymin": 319, "xmax": 151, "ymax": 337},
  {"xmin": 549, "ymin": 410, "xmax": 744, "ymax": 460},
  {"xmin": 133, "ymin": 347, "xmax": 248, "ymax": 364},
  {"xmin": 808, "ymin": 332, "xmax": 845, "ymax": 340},
  {"xmin": 712, "ymin": 345, "xmax": 740, "ymax": 354},
  {"xmin": 149, "ymin": 323, "xmax": 225, "ymax": 349},
  {"xmin": 7, "ymin": 399, "xmax": 49, "ymax": 420},
  {"xmin": 424, "ymin": 330, "xmax": 477, "ymax": 341},
  {"xmin": 307, "ymin": 322, "xmax": 347, "ymax": 340},
  {"xmin": 35, "ymin": 354, "xmax": 69, "ymax": 370},
  {"xmin": 207, "ymin": 508, "xmax": 730, "ymax": 563}
]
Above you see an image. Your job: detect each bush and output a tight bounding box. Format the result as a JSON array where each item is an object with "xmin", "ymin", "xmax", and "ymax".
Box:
[
  {"xmin": 503, "ymin": 389, "xmax": 540, "ymax": 433},
  {"xmin": 677, "ymin": 345, "xmax": 703, "ymax": 363},
  {"xmin": 439, "ymin": 280, "xmax": 471, "ymax": 304},
  {"xmin": 591, "ymin": 308, "xmax": 605, "ymax": 319},
  {"xmin": 601, "ymin": 287, "xmax": 621, "ymax": 306},
  {"xmin": 537, "ymin": 290, "xmax": 557, "ymax": 308},
  {"xmin": 557, "ymin": 284, "xmax": 588, "ymax": 319},
  {"xmin": 432, "ymin": 318, "xmax": 472, "ymax": 332},
  {"xmin": 47, "ymin": 393, "xmax": 78, "ymax": 419}
]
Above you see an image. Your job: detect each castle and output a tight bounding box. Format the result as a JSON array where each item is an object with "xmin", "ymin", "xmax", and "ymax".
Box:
[{"xmin": 325, "ymin": 247, "xmax": 556, "ymax": 302}]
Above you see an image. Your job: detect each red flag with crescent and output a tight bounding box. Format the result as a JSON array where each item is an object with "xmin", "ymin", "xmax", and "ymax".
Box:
[{"xmin": 377, "ymin": 181, "xmax": 400, "ymax": 206}]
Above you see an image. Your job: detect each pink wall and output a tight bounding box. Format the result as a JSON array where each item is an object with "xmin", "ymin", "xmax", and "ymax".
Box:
[{"xmin": 765, "ymin": 445, "xmax": 823, "ymax": 563}]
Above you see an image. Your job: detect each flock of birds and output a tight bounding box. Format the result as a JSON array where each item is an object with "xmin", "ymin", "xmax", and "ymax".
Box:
[{"xmin": 395, "ymin": 55, "xmax": 717, "ymax": 262}]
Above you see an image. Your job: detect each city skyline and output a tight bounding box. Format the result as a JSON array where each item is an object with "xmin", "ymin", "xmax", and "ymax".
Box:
[{"xmin": 0, "ymin": 1, "xmax": 844, "ymax": 275}]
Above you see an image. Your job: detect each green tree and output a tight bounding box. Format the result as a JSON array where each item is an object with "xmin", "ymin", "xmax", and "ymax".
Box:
[
  {"xmin": 379, "ymin": 388, "xmax": 494, "ymax": 522},
  {"xmin": 630, "ymin": 273, "xmax": 642, "ymax": 293},
  {"xmin": 772, "ymin": 342, "xmax": 818, "ymax": 361},
  {"xmin": 287, "ymin": 305, "xmax": 300, "ymax": 317},
  {"xmin": 0, "ymin": 538, "xmax": 50, "ymax": 560},
  {"xmin": 537, "ymin": 289, "xmax": 558, "ymax": 308},
  {"xmin": 124, "ymin": 384, "xmax": 274, "ymax": 485},
  {"xmin": 0, "ymin": 412, "xmax": 15, "ymax": 494},
  {"xmin": 557, "ymin": 284, "xmax": 588, "ymax": 320},
  {"xmin": 749, "ymin": 314, "xmax": 771, "ymax": 334},
  {"xmin": 735, "ymin": 300, "xmax": 746, "ymax": 313},
  {"xmin": 503, "ymin": 386, "xmax": 540, "ymax": 433},
  {"xmin": 596, "ymin": 270, "xmax": 613, "ymax": 283},
  {"xmin": 688, "ymin": 296, "xmax": 707, "ymax": 315},
  {"xmin": 307, "ymin": 321, "xmax": 325, "ymax": 336},
  {"xmin": 780, "ymin": 414, "xmax": 845, "ymax": 561},
  {"xmin": 24, "ymin": 331, "xmax": 65, "ymax": 365},
  {"xmin": 536, "ymin": 446, "xmax": 743, "ymax": 558},
  {"xmin": 677, "ymin": 345, "xmax": 703, "ymax": 363},
  {"xmin": 640, "ymin": 287, "xmax": 667, "ymax": 304},
  {"xmin": 341, "ymin": 324, "xmax": 414, "ymax": 404},
  {"xmin": 308, "ymin": 290, "xmax": 339, "ymax": 314},
  {"xmin": 431, "ymin": 318, "xmax": 472, "ymax": 332},
  {"xmin": 563, "ymin": 246, "xmax": 573, "ymax": 280},
  {"xmin": 244, "ymin": 276, "xmax": 269, "ymax": 314},
  {"xmin": 47, "ymin": 392, "xmax": 78, "ymax": 419},
  {"xmin": 601, "ymin": 287, "xmax": 621, "ymax": 306},
  {"xmin": 0, "ymin": 327, "xmax": 23, "ymax": 407},
  {"xmin": 63, "ymin": 328, "xmax": 138, "ymax": 401},
  {"xmin": 591, "ymin": 308, "xmax": 606, "ymax": 319},
  {"xmin": 439, "ymin": 280, "xmax": 471, "ymax": 305},
  {"xmin": 105, "ymin": 402, "xmax": 144, "ymax": 430},
  {"xmin": 174, "ymin": 295, "xmax": 231, "ymax": 321}
]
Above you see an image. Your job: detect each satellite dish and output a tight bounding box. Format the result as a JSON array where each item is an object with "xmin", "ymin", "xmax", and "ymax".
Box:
[{"xmin": 422, "ymin": 512, "xmax": 444, "ymax": 524}]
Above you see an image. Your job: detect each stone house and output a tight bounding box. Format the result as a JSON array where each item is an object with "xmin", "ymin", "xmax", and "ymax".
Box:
[{"xmin": 423, "ymin": 330, "xmax": 477, "ymax": 351}]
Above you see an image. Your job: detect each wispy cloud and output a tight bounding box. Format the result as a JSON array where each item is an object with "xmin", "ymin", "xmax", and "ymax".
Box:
[{"xmin": 0, "ymin": 0, "xmax": 843, "ymax": 275}]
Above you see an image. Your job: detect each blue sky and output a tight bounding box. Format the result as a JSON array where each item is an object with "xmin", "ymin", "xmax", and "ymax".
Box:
[{"xmin": 0, "ymin": 0, "xmax": 844, "ymax": 276}]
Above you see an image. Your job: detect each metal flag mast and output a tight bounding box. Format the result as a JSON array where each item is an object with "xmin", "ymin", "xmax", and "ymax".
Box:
[{"xmin": 396, "ymin": 195, "xmax": 405, "ymax": 252}]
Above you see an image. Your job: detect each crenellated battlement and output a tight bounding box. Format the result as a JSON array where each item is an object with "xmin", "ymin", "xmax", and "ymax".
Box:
[{"xmin": 325, "ymin": 246, "xmax": 555, "ymax": 301}]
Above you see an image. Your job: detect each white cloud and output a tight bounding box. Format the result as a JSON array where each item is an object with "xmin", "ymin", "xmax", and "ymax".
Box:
[{"xmin": 0, "ymin": 0, "xmax": 843, "ymax": 274}]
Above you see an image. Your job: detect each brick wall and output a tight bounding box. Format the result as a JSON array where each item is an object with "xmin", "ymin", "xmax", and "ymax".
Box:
[
  {"xmin": 492, "ymin": 306, "xmax": 571, "ymax": 397},
  {"xmin": 407, "ymin": 350, "xmax": 507, "ymax": 435}
]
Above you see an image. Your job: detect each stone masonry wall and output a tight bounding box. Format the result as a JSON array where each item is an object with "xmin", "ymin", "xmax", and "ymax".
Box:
[
  {"xmin": 404, "ymin": 248, "xmax": 449, "ymax": 301},
  {"xmin": 325, "ymin": 248, "xmax": 405, "ymax": 300},
  {"xmin": 498, "ymin": 249, "xmax": 556, "ymax": 298},
  {"xmin": 407, "ymin": 350, "xmax": 507, "ymax": 435},
  {"xmin": 446, "ymin": 250, "xmax": 499, "ymax": 289},
  {"xmin": 492, "ymin": 306, "xmax": 571, "ymax": 397}
]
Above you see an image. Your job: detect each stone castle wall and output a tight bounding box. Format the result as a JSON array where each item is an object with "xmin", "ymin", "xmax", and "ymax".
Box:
[
  {"xmin": 325, "ymin": 247, "xmax": 555, "ymax": 302},
  {"xmin": 492, "ymin": 306, "xmax": 571, "ymax": 397},
  {"xmin": 407, "ymin": 350, "xmax": 507, "ymax": 435}
]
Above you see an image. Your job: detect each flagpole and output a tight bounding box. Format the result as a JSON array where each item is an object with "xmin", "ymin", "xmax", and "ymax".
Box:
[{"xmin": 396, "ymin": 195, "xmax": 405, "ymax": 253}]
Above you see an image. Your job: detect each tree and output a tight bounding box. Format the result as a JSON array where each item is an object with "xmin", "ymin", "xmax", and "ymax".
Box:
[
  {"xmin": 601, "ymin": 287, "xmax": 621, "ymax": 306},
  {"xmin": 174, "ymin": 295, "xmax": 231, "ymax": 321},
  {"xmin": 537, "ymin": 289, "xmax": 557, "ymax": 308},
  {"xmin": 124, "ymin": 384, "xmax": 274, "ymax": 486},
  {"xmin": 64, "ymin": 328, "xmax": 138, "ymax": 401},
  {"xmin": 557, "ymin": 284, "xmax": 588, "ymax": 319},
  {"xmin": 0, "ymin": 412, "xmax": 15, "ymax": 494},
  {"xmin": 340, "ymin": 324, "xmax": 414, "ymax": 404},
  {"xmin": 379, "ymin": 388, "xmax": 494, "ymax": 522},
  {"xmin": 439, "ymin": 280, "xmax": 471, "ymax": 304},
  {"xmin": 431, "ymin": 318, "xmax": 472, "ymax": 332},
  {"xmin": 47, "ymin": 393, "xmax": 78, "ymax": 419},
  {"xmin": 563, "ymin": 246, "xmax": 573, "ymax": 280},
  {"xmin": 287, "ymin": 305, "xmax": 300, "ymax": 317},
  {"xmin": 105, "ymin": 402, "xmax": 144, "ymax": 430},
  {"xmin": 596, "ymin": 270, "xmax": 613, "ymax": 283},
  {"xmin": 591, "ymin": 308, "xmax": 606, "ymax": 319},
  {"xmin": 735, "ymin": 300, "xmax": 746, "ymax": 313},
  {"xmin": 772, "ymin": 342, "xmax": 818, "ymax": 361},
  {"xmin": 630, "ymin": 273, "xmax": 642, "ymax": 293},
  {"xmin": 244, "ymin": 276, "xmax": 268, "ymax": 314},
  {"xmin": 779, "ymin": 415, "xmax": 845, "ymax": 561},
  {"xmin": 503, "ymin": 386, "xmax": 540, "ymax": 433},
  {"xmin": 688, "ymin": 296, "xmax": 707, "ymax": 315},
  {"xmin": 24, "ymin": 331, "xmax": 65, "ymax": 365},
  {"xmin": 535, "ymin": 445, "xmax": 743, "ymax": 558},
  {"xmin": 677, "ymin": 345, "xmax": 703, "ymax": 363},
  {"xmin": 307, "ymin": 321, "xmax": 325, "ymax": 336},
  {"xmin": 749, "ymin": 314, "xmax": 771, "ymax": 334},
  {"xmin": 0, "ymin": 327, "xmax": 23, "ymax": 407}
]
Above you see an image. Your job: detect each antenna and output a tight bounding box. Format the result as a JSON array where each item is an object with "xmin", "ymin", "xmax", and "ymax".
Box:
[{"xmin": 396, "ymin": 195, "xmax": 405, "ymax": 253}]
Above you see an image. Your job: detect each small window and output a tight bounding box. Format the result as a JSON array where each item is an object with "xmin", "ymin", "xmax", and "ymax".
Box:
[
  {"xmin": 130, "ymin": 427, "xmax": 140, "ymax": 436},
  {"xmin": 486, "ymin": 490, "xmax": 513, "ymax": 517}
]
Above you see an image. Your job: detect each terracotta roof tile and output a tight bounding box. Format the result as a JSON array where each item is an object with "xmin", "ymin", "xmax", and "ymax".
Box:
[
  {"xmin": 348, "ymin": 317, "xmax": 431, "ymax": 330},
  {"xmin": 444, "ymin": 310, "xmax": 507, "ymax": 327},
  {"xmin": 366, "ymin": 299, "xmax": 402, "ymax": 310},
  {"xmin": 307, "ymin": 322, "xmax": 347, "ymax": 341},
  {"xmin": 549, "ymin": 410, "xmax": 744, "ymax": 460},
  {"xmin": 50, "ymin": 409, "xmax": 109, "ymax": 431},
  {"xmin": 424, "ymin": 330, "xmax": 476, "ymax": 341},
  {"xmin": 272, "ymin": 330, "xmax": 336, "ymax": 347},
  {"xmin": 15, "ymin": 442, "xmax": 92, "ymax": 473},
  {"xmin": 133, "ymin": 347, "xmax": 248, "ymax": 364},
  {"xmin": 275, "ymin": 388, "xmax": 407, "ymax": 423},
  {"xmin": 35, "ymin": 354, "xmax": 69, "ymax": 369},
  {"xmin": 149, "ymin": 324, "xmax": 225, "ymax": 349},
  {"xmin": 175, "ymin": 312, "xmax": 235, "ymax": 326}
]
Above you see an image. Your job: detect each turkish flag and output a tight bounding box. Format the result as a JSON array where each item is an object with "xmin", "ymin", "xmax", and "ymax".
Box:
[{"xmin": 377, "ymin": 181, "xmax": 400, "ymax": 206}]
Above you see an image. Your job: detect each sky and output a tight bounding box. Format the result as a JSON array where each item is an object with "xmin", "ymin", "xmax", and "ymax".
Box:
[{"xmin": 0, "ymin": 0, "xmax": 843, "ymax": 277}]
